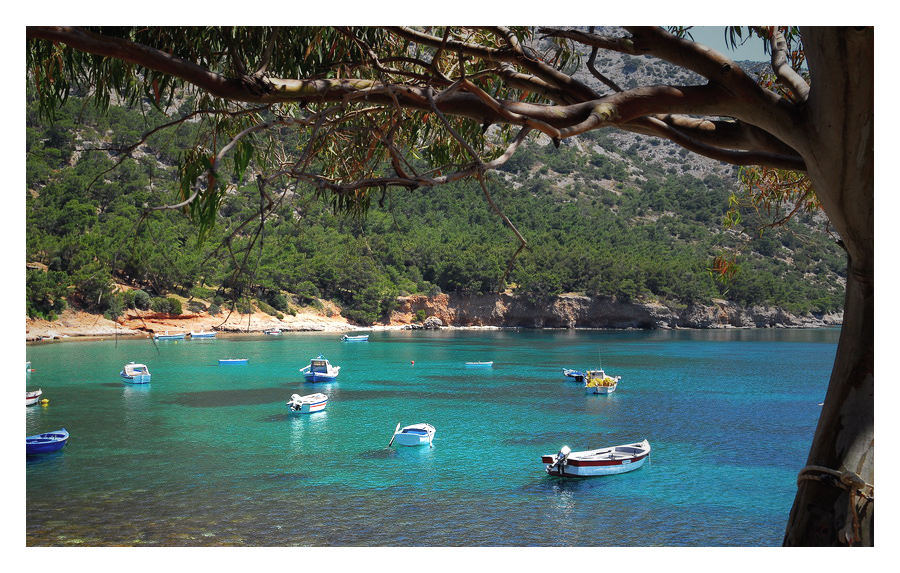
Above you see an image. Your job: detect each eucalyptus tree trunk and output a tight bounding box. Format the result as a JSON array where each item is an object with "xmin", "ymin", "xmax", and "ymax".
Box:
[{"xmin": 782, "ymin": 27, "xmax": 874, "ymax": 546}]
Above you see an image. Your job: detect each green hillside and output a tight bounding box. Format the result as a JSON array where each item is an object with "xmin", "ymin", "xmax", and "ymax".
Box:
[{"xmin": 25, "ymin": 88, "xmax": 846, "ymax": 325}]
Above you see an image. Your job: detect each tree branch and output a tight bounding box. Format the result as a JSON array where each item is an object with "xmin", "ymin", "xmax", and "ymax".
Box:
[{"xmin": 769, "ymin": 27, "xmax": 810, "ymax": 102}]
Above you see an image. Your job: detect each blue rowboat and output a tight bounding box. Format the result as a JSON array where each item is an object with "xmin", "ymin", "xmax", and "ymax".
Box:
[
  {"xmin": 121, "ymin": 362, "xmax": 151, "ymax": 384},
  {"xmin": 190, "ymin": 330, "xmax": 217, "ymax": 339},
  {"xmin": 26, "ymin": 428, "xmax": 69, "ymax": 455},
  {"xmin": 219, "ymin": 358, "xmax": 249, "ymax": 365},
  {"xmin": 341, "ymin": 334, "xmax": 369, "ymax": 342},
  {"xmin": 154, "ymin": 331, "xmax": 186, "ymax": 340}
]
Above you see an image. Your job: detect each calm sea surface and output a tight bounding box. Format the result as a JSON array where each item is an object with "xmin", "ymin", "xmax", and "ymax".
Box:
[{"xmin": 25, "ymin": 328, "xmax": 838, "ymax": 547}]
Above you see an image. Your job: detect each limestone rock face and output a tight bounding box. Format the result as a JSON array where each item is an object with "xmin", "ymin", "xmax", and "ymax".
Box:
[{"xmin": 391, "ymin": 293, "xmax": 842, "ymax": 329}]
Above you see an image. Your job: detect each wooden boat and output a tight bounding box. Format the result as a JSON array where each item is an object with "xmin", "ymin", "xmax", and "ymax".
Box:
[
  {"xmin": 389, "ymin": 423, "xmax": 436, "ymax": 447},
  {"xmin": 584, "ymin": 369, "xmax": 620, "ymax": 394},
  {"xmin": 286, "ymin": 392, "xmax": 328, "ymax": 414},
  {"xmin": 465, "ymin": 361, "xmax": 493, "ymax": 368},
  {"xmin": 300, "ymin": 355, "xmax": 340, "ymax": 382},
  {"xmin": 341, "ymin": 334, "xmax": 369, "ymax": 342},
  {"xmin": 264, "ymin": 328, "xmax": 283, "ymax": 336},
  {"xmin": 154, "ymin": 330, "xmax": 186, "ymax": 340},
  {"xmin": 190, "ymin": 330, "xmax": 217, "ymax": 338},
  {"xmin": 563, "ymin": 368, "xmax": 586, "ymax": 383},
  {"xmin": 543, "ymin": 440, "xmax": 651, "ymax": 477},
  {"xmin": 120, "ymin": 362, "xmax": 151, "ymax": 384},
  {"xmin": 26, "ymin": 389, "xmax": 43, "ymax": 406},
  {"xmin": 218, "ymin": 358, "xmax": 249, "ymax": 365},
  {"xmin": 26, "ymin": 428, "xmax": 69, "ymax": 455}
]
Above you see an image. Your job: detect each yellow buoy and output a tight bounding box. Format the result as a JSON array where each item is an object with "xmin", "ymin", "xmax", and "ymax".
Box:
[{"xmin": 40, "ymin": 399, "xmax": 50, "ymax": 406}]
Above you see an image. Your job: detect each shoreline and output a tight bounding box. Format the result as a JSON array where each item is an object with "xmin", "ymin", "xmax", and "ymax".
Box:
[{"xmin": 25, "ymin": 308, "xmax": 841, "ymax": 345}]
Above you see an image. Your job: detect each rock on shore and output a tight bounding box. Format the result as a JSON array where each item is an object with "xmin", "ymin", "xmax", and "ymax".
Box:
[{"xmin": 391, "ymin": 293, "xmax": 842, "ymax": 329}]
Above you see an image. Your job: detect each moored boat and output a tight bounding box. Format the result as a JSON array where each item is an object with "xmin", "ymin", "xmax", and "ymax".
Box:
[
  {"xmin": 543, "ymin": 439, "xmax": 651, "ymax": 477},
  {"xmin": 26, "ymin": 389, "xmax": 43, "ymax": 406},
  {"xmin": 286, "ymin": 392, "xmax": 328, "ymax": 414},
  {"xmin": 563, "ymin": 368, "xmax": 586, "ymax": 383},
  {"xmin": 190, "ymin": 330, "xmax": 217, "ymax": 339},
  {"xmin": 264, "ymin": 328, "xmax": 283, "ymax": 336},
  {"xmin": 26, "ymin": 428, "xmax": 69, "ymax": 455},
  {"xmin": 389, "ymin": 423, "xmax": 436, "ymax": 447},
  {"xmin": 154, "ymin": 330, "xmax": 186, "ymax": 340},
  {"xmin": 584, "ymin": 369, "xmax": 620, "ymax": 394},
  {"xmin": 300, "ymin": 355, "xmax": 340, "ymax": 382},
  {"xmin": 219, "ymin": 358, "xmax": 249, "ymax": 365},
  {"xmin": 120, "ymin": 362, "xmax": 151, "ymax": 384},
  {"xmin": 341, "ymin": 334, "xmax": 369, "ymax": 342},
  {"xmin": 465, "ymin": 361, "xmax": 493, "ymax": 368}
]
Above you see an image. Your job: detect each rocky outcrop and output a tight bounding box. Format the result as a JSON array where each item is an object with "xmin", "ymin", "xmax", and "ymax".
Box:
[{"xmin": 392, "ymin": 293, "xmax": 842, "ymax": 329}]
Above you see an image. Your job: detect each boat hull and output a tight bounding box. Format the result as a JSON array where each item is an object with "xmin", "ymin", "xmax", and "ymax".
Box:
[
  {"xmin": 26, "ymin": 428, "xmax": 69, "ymax": 455},
  {"xmin": 342, "ymin": 335, "xmax": 369, "ymax": 342},
  {"xmin": 587, "ymin": 382, "xmax": 617, "ymax": 394},
  {"xmin": 465, "ymin": 362, "xmax": 493, "ymax": 368},
  {"xmin": 121, "ymin": 373, "xmax": 151, "ymax": 384},
  {"xmin": 26, "ymin": 389, "xmax": 43, "ymax": 406},
  {"xmin": 303, "ymin": 372, "xmax": 338, "ymax": 382},
  {"xmin": 543, "ymin": 440, "xmax": 650, "ymax": 477},
  {"xmin": 219, "ymin": 359, "xmax": 249, "ymax": 365}
]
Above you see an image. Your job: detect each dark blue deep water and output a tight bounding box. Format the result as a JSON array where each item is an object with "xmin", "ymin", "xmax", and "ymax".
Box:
[{"xmin": 25, "ymin": 328, "xmax": 838, "ymax": 547}]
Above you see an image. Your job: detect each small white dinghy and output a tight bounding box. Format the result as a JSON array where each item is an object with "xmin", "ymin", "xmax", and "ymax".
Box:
[
  {"xmin": 286, "ymin": 393, "xmax": 328, "ymax": 414},
  {"xmin": 389, "ymin": 423, "xmax": 436, "ymax": 447},
  {"xmin": 542, "ymin": 439, "xmax": 651, "ymax": 477}
]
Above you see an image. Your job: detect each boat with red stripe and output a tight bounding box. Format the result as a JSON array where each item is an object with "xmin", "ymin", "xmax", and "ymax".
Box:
[
  {"xmin": 286, "ymin": 392, "xmax": 328, "ymax": 414},
  {"xmin": 543, "ymin": 439, "xmax": 651, "ymax": 477}
]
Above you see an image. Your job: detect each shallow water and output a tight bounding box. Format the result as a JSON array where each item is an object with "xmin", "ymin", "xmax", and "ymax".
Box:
[{"xmin": 25, "ymin": 328, "xmax": 838, "ymax": 546}]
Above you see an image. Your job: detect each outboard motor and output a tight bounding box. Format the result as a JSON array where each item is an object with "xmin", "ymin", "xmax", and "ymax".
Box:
[
  {"xmin": 547, "ymin": 445, "xmax": 571, "ymax": 475},
  {"xmin": 287, "ymin": 394, "xmax": 302, "ymax": 411}
]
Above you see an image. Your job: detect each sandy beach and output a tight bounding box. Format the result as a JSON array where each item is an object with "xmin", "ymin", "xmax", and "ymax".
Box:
[{"xmin": 25, "ymin": 308, "xmax": 373, "ymax": 342}]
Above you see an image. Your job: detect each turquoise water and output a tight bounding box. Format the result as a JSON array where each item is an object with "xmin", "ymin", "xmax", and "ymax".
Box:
[{"xmin": 25, "ymin": 328, "xmax": 838, "ymax": 547}]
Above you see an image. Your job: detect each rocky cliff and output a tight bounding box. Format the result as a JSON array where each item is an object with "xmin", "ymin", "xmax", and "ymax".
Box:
[{"xmin": 391, "ymin": 294, "xmax": 842, "ymax": 329}]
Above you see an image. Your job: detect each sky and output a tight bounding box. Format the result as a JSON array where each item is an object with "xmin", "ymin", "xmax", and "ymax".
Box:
[{"xmin": 684, "ymin": 27, "xmax": 769, "ymax": 62}]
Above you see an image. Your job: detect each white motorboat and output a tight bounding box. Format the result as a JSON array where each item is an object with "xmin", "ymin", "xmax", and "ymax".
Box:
[
  {"xmin": 300, "ymin": 355, "xmax": 340, "ymax": 382},
  {"xmin": 543, "ymin": 440, "xmax": 651, "ymax": 477},
  {"xmin": 286, "ymin": 392, "xmax": 328, "ymax": 414}
]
